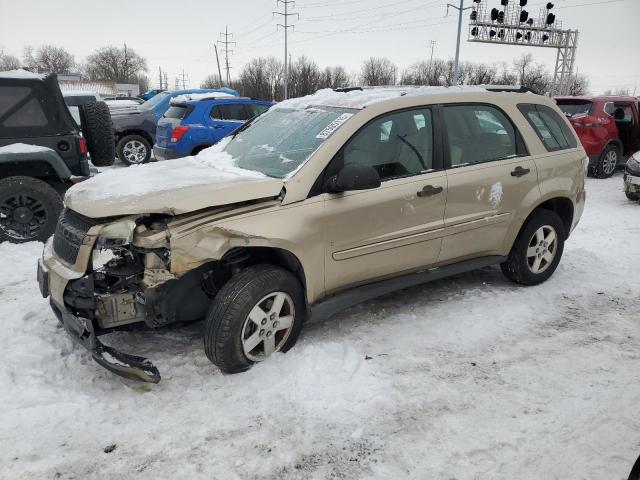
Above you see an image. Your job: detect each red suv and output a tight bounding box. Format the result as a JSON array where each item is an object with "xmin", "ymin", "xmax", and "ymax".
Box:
[{"xmin": 555, "ymin": 96, "xmax": 640, "ymax": 178}]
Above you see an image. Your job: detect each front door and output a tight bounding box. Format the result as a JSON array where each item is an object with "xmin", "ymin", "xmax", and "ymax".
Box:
[
  {"xmin": 438, "ymin": 103, "xmax": 539, "ymax": 262},
  {"xmin": 322, "ymin": 107, "xmax": 448, "ymax": 294}
]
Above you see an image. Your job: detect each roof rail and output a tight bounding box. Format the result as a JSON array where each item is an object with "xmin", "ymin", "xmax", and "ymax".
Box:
[
  {"xmin": 333, "ymin": 87, "xmax": 364, "ymax": 93},
  {"xmin": 482, "ymin": 85, "xmax": 538, "ymax": 94}
]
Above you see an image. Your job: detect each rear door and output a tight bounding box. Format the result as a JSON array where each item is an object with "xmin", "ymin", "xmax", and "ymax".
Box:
[
  {"xmin": 323, "ymin": 107, "xmax": 448, "ymax": 293},
  {"xmin": 439, "ymin": 103, "xmax": 538, "ymax": 262},
  {"xmin": 209, "ymin": 103, "xmax": 250, "ymax": 141}
]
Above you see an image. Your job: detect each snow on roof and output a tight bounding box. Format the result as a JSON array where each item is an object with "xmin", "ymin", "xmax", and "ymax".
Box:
[
  {"xmin": 0, "ymin": 143, "xmax": 53, "ymax": 154},
  {"xmin": 59, "ymin": 81, "xmax": 115, "ymax": 95},
  {"xmin": 277, "ymin": 86, "xmax": 488, "ymax": 110},
  {"xmin": 0, "ymin": 69, "xmax": 45, "ymax": 80},
  {"xmin": 171, "ymin": 92, "xmax": 237, "ymax": 105}
]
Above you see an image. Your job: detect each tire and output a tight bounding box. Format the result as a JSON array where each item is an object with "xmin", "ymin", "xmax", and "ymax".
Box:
[
  {"xmin": 79, "ymin": 101, "xmax": 115, "ymax": 167},
  {"xmin": 626, "ymin": 192, "xmax": 639, "ymax": 201},
  {"xmin": 204, "ymin": 264, "xmax": 306, "ymax": 374},
  {"xmin": 0, "ymin": 176, "xmax": 63, "ymax": 243},
  {"xmin": 592, "ymin": 144, "xmax": 619, "ymax": 179},
  {"xmin": 501, "ymin": 209, "xmax": 565, "ymax": 286},
  {"xmin": 117, "ymin": 135, "xmax": 151, "ymax": 166}
]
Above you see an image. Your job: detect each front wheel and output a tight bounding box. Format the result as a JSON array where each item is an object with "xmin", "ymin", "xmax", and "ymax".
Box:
[
  {"xmin": 117, "ymin": 135, "xmax": 151, "ymax": 166},
  {"xmin": 501, "ymin": 209, "xmax": 565, "ymax": 286},
  {"xmin": 625, "ymin": 191, "xmax": 639, "ymax": 201},
  {"xmin": 204, "ymin": 264, "xmax": 306, "ymax": 374}
]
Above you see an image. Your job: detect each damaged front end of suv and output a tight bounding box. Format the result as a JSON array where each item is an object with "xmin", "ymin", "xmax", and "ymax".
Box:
[{"xmin": 39, "ymin": 187, "xmax": 285, "ymax": 383}]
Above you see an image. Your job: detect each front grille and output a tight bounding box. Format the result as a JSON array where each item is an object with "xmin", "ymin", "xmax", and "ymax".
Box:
[{"xmin": 53, "ymin": 208, "xmax": 98, "ymax": 265}]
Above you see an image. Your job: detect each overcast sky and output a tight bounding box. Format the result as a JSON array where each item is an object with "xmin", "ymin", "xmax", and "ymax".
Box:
[{"xmin": 0, "ymin": 0, "xmax": 637, "ymax": 94}]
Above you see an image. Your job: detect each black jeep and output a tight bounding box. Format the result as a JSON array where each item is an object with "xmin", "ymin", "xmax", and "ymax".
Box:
[{"xmin": 0, "ymin": 71, "xmax": 114, "ymax": 243}]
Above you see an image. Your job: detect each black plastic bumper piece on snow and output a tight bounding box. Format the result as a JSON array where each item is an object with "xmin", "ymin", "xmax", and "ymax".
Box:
[{"xmin": 51, "ymin": 300, "xmax": 161, "ymax": 383}]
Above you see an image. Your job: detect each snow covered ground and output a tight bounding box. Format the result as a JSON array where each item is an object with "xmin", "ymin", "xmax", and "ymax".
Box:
[{"xmin": 1, "ymin": 174, "xmax": 639, "ymax": 479}]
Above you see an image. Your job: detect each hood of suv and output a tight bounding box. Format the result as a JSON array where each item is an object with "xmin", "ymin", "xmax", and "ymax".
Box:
[{"xmin": 65, "ymin": 151, "xmax": 283, "ymax": 218}]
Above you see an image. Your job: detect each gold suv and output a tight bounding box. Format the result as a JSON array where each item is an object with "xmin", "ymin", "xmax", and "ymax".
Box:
[{"xmin": 37, "ymin": 87, "xmax": 586, "ymax": 382}]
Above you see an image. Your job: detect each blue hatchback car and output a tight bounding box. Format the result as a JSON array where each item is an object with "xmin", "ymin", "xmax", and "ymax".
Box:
[{"xmin": 153, "ymin": 95, "xmax": 272, "ymax": 160}]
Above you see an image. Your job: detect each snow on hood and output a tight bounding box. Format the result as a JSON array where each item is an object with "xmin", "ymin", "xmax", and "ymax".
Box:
[
  {"xmin": 65, "ymin": 144, "xmax": 283, "ymax": 218},
  {"xmin": 0, "ymin": 69, "xmax": 44, "ymax": 80},
  {"xmin": 277, "ymin": 85, "xmax": 487, "ymax": 110},
  {"xmin": 0, "ymin": 143, "xmax": 54, "ymax": 154},
  {"xmin": 171, "ymin": 92, "xmax": 236, "ymax": 104}
]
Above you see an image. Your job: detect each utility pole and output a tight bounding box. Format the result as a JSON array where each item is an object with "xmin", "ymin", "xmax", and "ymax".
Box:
[
  {"xmin": 273, "ymin": 0, "xmax": 298, "ymax": 100},
  {"xmin": 214, "ymin": 44, "xmax": 223, "ymax": 87},
  {"xmin": 447, "ymin": 0, "xmax": 472, "ymax": 85},
  {"xmin": 178, "ymin": 69, "xmax": 189, "ymax": 89},
  {"xmin": 163, "ymin": 72, "xmax": 168, "ymax": 91},
  {"xmin": 428, "ymin": 40, "xmax": 436, "ymax": 66},
  {"xmin": 217, "ymin": 26, "xmax": 236, "ymax": 86},
  {"xmin": 158, "ymin": 66, "xmax": 163, "ymax": 90}
]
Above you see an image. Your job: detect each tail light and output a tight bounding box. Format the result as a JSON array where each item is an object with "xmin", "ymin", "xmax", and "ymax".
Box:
[
  {"xmin": 571, "ymin": 116, "xmax": 605, "ymax": 128},
  {"xmin": 78, "ymin": 137, "xmax": 88, "ymax": 154},
  {"xmin": 170, "ymin": 126, "xmax": 189, "ymax": 142}
]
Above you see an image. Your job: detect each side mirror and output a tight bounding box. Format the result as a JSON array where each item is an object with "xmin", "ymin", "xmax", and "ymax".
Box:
[{"xmin": 325, "ymin": 163, "xmax": 381, "ymax": 193}]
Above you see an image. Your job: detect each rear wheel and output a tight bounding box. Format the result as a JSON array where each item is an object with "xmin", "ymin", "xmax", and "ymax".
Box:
[
  {"xmin": 0, "ymin": 176, "xmax": 62, "ymax": 243},
  {"xmin": 501, "ymin": 209, "xmax": 565, "ymax": 285},
  {"xmin": 592, "ymin": 144, "xmax": 619, "ymax": 178},
  {"xmin": 117, "ymin": 135, "xmax": 151, "ymax": 166},
  {"xmin": 203, "ymin": 264, "xmax": 305, "ymax": 374}
]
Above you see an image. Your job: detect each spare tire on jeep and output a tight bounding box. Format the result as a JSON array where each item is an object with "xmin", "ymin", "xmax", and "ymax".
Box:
[{"xmin": 79, "ymin": 101, "xmax": 115, "ymax": 167}]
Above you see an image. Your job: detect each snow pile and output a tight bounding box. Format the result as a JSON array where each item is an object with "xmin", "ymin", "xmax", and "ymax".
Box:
[
  {"xmin": 0, "ymin": 143, "xmax": 53, "ymax": 154},
  {"xmin": 0, "ymin": 68, "xmax": 44, "ymax": 79},
  {"xmin": 171, "ymin": 92, "xmax": 236, "ymax": 104},
  {"xmin": 278, "ymin": 86, "xmax": 488, "ymax": 110},
  {"xmin": 1, "ymin": 176, "xmax": 640, "ymax": 479}
]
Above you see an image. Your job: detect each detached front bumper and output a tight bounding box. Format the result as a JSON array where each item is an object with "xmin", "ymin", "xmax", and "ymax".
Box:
[{"xmin": 37, "ymin": 257, "xmax": 161, "ymax": 383}]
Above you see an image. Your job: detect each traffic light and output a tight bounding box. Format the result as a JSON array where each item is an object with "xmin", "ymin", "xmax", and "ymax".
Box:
[
  {"xmin": 489, "ymin": 29, "xmax": 497, "ymax": 37},
  {"xmin": 546, "ymin": 13, "xmax": 555, "ymax": 24},
  {"xmin": 516, "ymin": 32, "xmax": 523, "ymax": 39},
  {"xmin": 501, "ymin": 0, "xmax": 508, "ymax": 5},
  {"xmin": 497, "ymin": 29, "xmax": 505, "ymax": 38},
  {"xmin": 520, "ymin": 0, "xmax": 527, "ymax": 6},
  {"xmin": 470, "ymin": 10, "xmax": 477, "ymax": 20},
  {"xmin": 520, "ymin": 10, "xmax": 528, "ymax": 22},
  {"xmin": 498, "ymin": 10, "xmax": 505, "ymax": 23},
  {"xmin": 546, "ymin": 2, "xmax": 554, "ymax": 9},
  {"xmin": 542, "ymin": 34, "xmax": 550, "ymax": 42},
  {"xmin": 471, "ymin": 27, "xmax": 479, "ymax": 36},
  {"xmin": 524, "ymin": 32, "xmax": 532, "ymax": 40},
  {"xmin": 526, "ymin": 18, "xmax": 534, "ymax": 26},
  {"xmin": 491, "ymin": 8, "xmax": 499, "ymax": 21}
]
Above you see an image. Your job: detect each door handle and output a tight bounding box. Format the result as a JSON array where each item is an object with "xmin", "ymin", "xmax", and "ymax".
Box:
[
  {"xmin": 417, "ymin": 185, "xmax": 443, "ymax": 197},
  {"xmin": 511, "ymin": 166, "xmax": 530, "ymax": 177}
]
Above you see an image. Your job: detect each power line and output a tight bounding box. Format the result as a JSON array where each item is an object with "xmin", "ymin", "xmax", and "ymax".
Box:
[{"xmin": 273, "ymin": 0, "xmax": 299, "ymax": 100}]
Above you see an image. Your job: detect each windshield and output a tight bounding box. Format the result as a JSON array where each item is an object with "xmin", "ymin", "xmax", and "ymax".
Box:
[
  {"xmin": 139, "ymin": 91, "xmax": 170, "ymax": 110},
  {"xmin": 223, "ymin": 106, "xmax": 357, "ymax": 178},
  {"xmin": 556, "ymin": 101, "xmax": 593, "ymax": 118}
]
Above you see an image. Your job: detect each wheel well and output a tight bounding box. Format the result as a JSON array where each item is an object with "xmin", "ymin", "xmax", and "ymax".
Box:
[
  {"xmin": 116, "ymin": 130, "xmax": 153, "ymax": 146},
  {"xmin": 604, "ymin": 139, "xmax": 623, "ymax": 155},
  {"xmin": 0, "ymin": 161, "xmax": 60, "ymax": 182},
  {"xmin": 529, "ymin": 197, "xmax": 574, "ymax": 239}
]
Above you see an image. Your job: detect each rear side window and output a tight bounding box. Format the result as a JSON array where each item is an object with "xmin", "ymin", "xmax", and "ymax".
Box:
[
  {"xmin": 164, "ymin": 105, "xmax": 190, "ymax": 120},
  {"xmin": 0, "ymin": 86, "xmax": 48, "ymax": 129},
  {"xmin": 442, "ymin": 104, "xmax": 517, "ymax": 167},
  {"xmin": 212, "ymin": 104, "xmax": 250, "ymax": 121},
  {"xmin": 556, "ymin": 100, "xmax": 593, "ymax": 119},
  {"xmin": 518, "ymin": 104, "xmax": 578, "ymax": 151},
  {"xmin": 248, "ymin": 104, "xmax": 270, "ymax": 117}
]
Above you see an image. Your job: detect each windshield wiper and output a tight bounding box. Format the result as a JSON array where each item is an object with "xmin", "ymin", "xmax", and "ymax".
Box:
[{"xmin": 232, "ymin": 114, "xmax": 260, "ymax": 138}]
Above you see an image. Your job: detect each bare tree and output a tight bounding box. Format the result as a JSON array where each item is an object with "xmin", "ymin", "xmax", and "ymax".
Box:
[
  {"xmin": 201, "ymin": 74, "xmax": 222, "ymax": 89},
  {"xmin": 466, "ymin": 63, "xmax": 497, "ymax": 85},
  {"xmin": 360, "ymin": 57, "xmax": 397, "ymax": 86},
  {"xmin": 239, "ymin": 57, "xmax": 271, "ymax": 100},
  {"xmin": 566, "ymin": 74, "xmax": 590, "ymax": 96},
  {"xmin": 288, "ymin": 56, "xmax": 322, "ymax": 98},
  {"xmin": 319, "ymin": 66, "xmax": 350, "ymax": 89},
  {"xmin": 23, "ymin": 45, "xmax": 75, "ymax": 74},
  {"xmin": 85, "ymin": 45, "xmax": 147, "ymax": 83},
  {"xmin": 137, "ymin": 74, "xmax": 150, "ymax": 94},
  {"xmin": 513, "ymin": 54, "xmax": 551, "ymax": 93},
  {"xmin": 0, "ymin": 47, "xmax": 20, "ymax": 71},
  {"xmin": 265, "ymin": 57, "xmax": 283, "ymax": 100}
]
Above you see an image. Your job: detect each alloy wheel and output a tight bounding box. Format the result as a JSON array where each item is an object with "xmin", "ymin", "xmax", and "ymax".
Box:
[
  {"xmin": 241, "ymin": 291, "xmax": 295, "ymax": 362},
  {"xmin": 123, "ymin": 140, "xmax": 148, "ymax": 164},
  {"xmin": 603, "ymin": 150, "xmax": 617, "ymax": 175},
  {"xmin": 526, "ymin": 225, "xmax": 558, "ymax": 274}
]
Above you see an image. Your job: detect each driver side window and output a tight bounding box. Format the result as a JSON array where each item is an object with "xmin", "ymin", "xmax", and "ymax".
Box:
[{"xmin": 343, "ymin": 108, "xmax": 433, "ymax": 181}]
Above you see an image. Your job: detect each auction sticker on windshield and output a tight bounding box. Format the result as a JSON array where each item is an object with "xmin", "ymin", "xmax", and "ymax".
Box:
[{"xmin": 316, "ymin": 113, "xmax": 354, "ymax": 140}]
